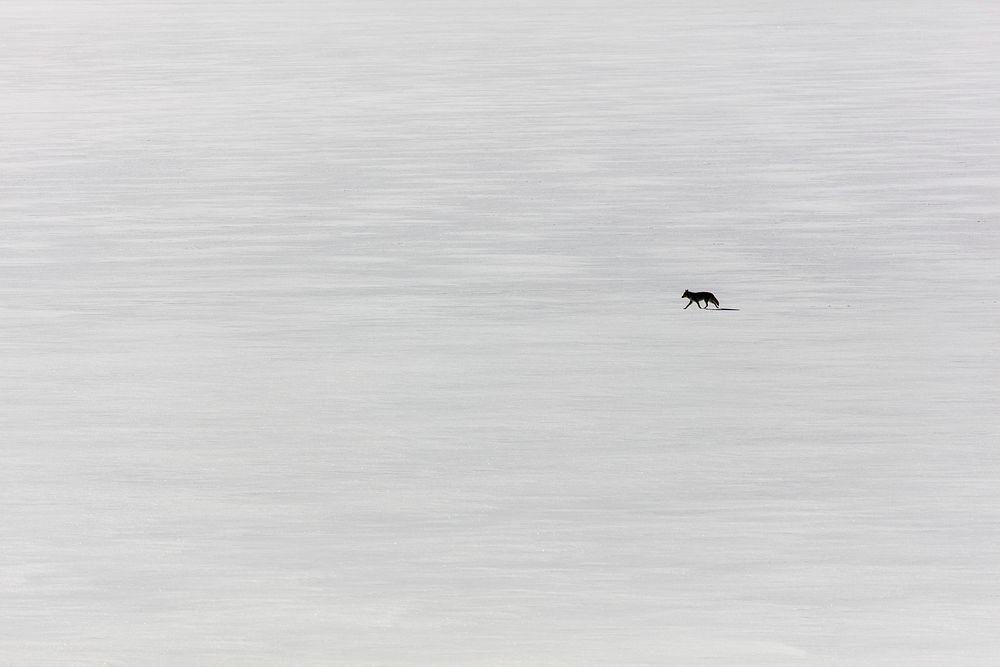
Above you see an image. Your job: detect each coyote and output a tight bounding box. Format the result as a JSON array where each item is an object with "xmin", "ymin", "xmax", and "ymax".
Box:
[{"xmin": 682, "ymin": 289, "xmax": 720, "ymax": 309}]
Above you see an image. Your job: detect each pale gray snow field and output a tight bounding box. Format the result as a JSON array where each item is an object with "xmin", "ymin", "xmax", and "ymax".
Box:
[{"xmin": 2, "ymin": 1, "xmax": 999, "ymax": 665}]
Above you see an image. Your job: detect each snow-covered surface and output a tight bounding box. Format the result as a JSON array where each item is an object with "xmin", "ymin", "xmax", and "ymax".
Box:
[{"xmin": 2, "ymin": 1, "xmax": 999, "ymax": 664}]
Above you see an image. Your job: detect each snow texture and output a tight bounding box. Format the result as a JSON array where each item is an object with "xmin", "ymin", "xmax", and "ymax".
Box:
[{"xmin": 1, "ymin": 1, "xmax": 999, "ymax": 664}]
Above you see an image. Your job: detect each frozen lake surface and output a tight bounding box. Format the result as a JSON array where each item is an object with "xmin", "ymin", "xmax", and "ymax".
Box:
[{"xmin": 2, "ymin": 1, "xmax": 999, "ymax": 664}]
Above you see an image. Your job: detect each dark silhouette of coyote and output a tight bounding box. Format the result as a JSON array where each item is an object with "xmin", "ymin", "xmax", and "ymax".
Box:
[{"xmin": 682, "ymin": 289, "xmax": 720, "ymax": 309}]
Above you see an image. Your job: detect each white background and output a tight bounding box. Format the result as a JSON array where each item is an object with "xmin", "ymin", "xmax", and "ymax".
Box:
[{"xmin": 2, "ymin": 1, "xmax": 999, "ymax": 664}]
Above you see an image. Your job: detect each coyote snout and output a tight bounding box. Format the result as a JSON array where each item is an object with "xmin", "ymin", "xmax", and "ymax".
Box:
[{"xmin": 682, "ymin": 289, "xmax": 720, "ymax": 309}]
